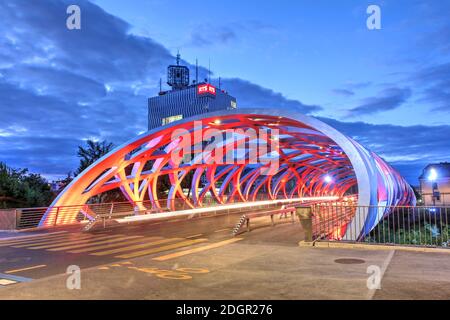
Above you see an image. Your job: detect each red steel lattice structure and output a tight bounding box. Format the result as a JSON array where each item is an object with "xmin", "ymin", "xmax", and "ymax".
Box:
[{"xmin": 40, "ymin": 109, "xmax": 415, "ymax": 240}]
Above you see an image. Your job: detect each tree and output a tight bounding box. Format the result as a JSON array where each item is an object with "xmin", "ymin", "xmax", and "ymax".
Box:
[
  {"xmin": 0, "ymin": 162, "xmax": 53, "ymax": 208},
  {"xmin": 75, "ymin": 140, "xmax": 121, "ymax": 204},
  {"xmin": 76, "ymin": 140, "xmax": 114, "ymax": 175}
]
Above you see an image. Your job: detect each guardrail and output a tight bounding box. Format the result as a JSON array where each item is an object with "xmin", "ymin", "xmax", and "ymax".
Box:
[
  {"xmin": 312, "ymin": 204, "xmax": 450, "ymax": 248},
  {"xmin": 3, "ymin": 195, "xmax": 315, "ymax": 231},
  {"xmin": 232, "ymin": 206, "xmax": 297, "ymax": 235}
]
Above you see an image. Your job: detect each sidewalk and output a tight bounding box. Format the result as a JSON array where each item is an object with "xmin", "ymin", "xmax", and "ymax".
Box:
[{"xmin": 1, "ymin": 240, "xmax": 449, "ymax": 300}]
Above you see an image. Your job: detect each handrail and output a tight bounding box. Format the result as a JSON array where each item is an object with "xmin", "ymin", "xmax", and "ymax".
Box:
[{"xmin": 233, "ymin": 206, "xmax": 296, "ymax": 235}]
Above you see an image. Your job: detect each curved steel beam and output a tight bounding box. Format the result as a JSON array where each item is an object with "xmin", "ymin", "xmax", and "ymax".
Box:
[{"xmin": 40, "ymin": 109, "xmax": 415, "ymax": 240}]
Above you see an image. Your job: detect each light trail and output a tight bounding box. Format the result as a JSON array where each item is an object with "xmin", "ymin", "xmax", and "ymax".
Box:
[{"xmin": 118, "ymin": 196, "xmax": 339, "ymax": 224}]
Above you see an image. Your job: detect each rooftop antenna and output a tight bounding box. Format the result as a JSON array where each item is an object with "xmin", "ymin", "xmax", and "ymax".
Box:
[
  {"xmin": 195, "ymin": 58, "xmax": 199, "ymax": 84},
  {"xmin": 219, "ymin": 77, "xmax": 221, "ymax": 89},
  {"xmin": 208, "ymin": 58, "xmax": 211, "ymax": 83},
  {"xmin": 159, "ymin": 78, "xmax": 162, "ymax": 92},
  {"xmin": 176, "ymin": 50, "xmax": 180, "ymax": 65}
]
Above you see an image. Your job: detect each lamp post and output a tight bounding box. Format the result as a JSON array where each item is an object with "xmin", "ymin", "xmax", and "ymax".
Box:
[{"xmin": 428, "ymin": 168, "xmax": 438, "ymax": 208}]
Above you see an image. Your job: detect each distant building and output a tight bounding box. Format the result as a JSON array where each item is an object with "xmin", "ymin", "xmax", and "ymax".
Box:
[
  {"xmin": 148, "ymin": 53, "xmax": 237, "ymax": 130},
  {"xmin": 419, "ymin": 162, "xmax": 450, "ymax": 206}
]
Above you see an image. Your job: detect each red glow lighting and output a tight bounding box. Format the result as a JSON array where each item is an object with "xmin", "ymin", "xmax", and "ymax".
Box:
[{"xmin": 197, "ymin": 84, "xmax": 216, "ymax": 95}]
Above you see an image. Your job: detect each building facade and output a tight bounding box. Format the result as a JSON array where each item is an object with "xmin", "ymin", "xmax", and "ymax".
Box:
[
  {"xmin": 148, "ymin": 54, "xmax": 237, "ymax": 130},
  {"xmin": 419, "ymin": 162, "xmax": 450, "ymax": 206}
]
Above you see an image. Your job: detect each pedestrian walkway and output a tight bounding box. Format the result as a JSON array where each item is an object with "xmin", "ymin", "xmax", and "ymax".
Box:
[{"xmin": 0, "ymin": 230, "xmax": 239, "ymax": 260}]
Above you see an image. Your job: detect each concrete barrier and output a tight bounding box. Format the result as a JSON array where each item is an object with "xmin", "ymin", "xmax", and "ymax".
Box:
[
  {"xmin": 0, "ymin": 209, "xmax": 17, "ymax": 230},
  {"xmin": 296, "ymin": 207, "xmax": 312, "ymax": 242}
]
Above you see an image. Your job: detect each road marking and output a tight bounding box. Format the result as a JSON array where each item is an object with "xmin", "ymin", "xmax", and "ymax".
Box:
[
  {"xmin": 25, "ymin": 234, "xmax": 125, "ymax": 250},
  {"xmin": 0, "ymin": 273, "xmax": 32, "ymax": 284},
  {"xmin": 156, "ymin": 273, "xmax": 191, "ymax": 280},
  {"xmin": 153, "ymin": 238, "xmax": 243, "ymax": 261},
  {"xmin": 0, "ymin": 233, "xmax": 71, "ymax": 246},
  {"xmin": 185, "ymin": 233, "xmax": 203, "ymax": 239},
  {"xmin": 68, "ymin": 237, "xmax": 162, "ymax": 253},
  {"xmin": 214, "ymin": 228, "xmax": 230, "ymax": 233},
  {"xmin": 0, "ymin": 279, "xmax": 17, "ymax": 286},
  {"xmin": 47, "ymin": 236, "xmax": 144, "ymax": 251},
  {"xmin": 91, "ymin": 238, "xmax": 183, "ymax": 256},
  {"xmin": 176, "ymin": 268, "xmax": 210, "ymax": 274},
  {"xmin": 0, "ymin": 231, "xmax": 67, "ymax": 243},
  {"xmin": 366, "ymin": 250, "xmax": 395, "ymax": 300},
  {"xmin": 127, "ymin": 266, "xmax": 210, "ymax": 281},
  {"xmin": 5, "ymin": 264, "xmax": 47, "ymax": 274},
  {"xmin": 115, "ymin": 239, "xmax": 208, "ymax": 259},
  {"xmin": 12, "ymin": 234, "xmax": 94, "ymax": 248}
]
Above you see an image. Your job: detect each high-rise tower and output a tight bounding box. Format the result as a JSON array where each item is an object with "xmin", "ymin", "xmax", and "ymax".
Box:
[
  {"xmin": 148, "ymin": 53, "xmax": 237, "ymax": 130},
  {"xmin": 167, "ymin": 52, "xmax": 190, "ymax": 90}
]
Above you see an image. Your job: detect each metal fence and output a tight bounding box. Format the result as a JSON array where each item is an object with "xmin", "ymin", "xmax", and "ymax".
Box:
[
  {"xmin": 6, "ymin": 195, "xmax": 311, "ymax": 230},
  {"xmin": 312, "ymin": 204, "xmax": 450, "ymax": 248}
]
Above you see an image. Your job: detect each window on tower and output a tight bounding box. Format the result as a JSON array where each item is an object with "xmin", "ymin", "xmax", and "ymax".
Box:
[{"xmin": 162, "ymin": 114, "xmax": 183, "ymax": 125}]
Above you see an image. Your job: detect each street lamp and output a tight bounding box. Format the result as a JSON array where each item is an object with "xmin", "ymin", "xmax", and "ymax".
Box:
[
  {"xmin": 428, "ymin": 168, "xmax": 439, "ymax": 208},
  {"xmin": 428, "ymin": 168, "xmax": 438, "ymax": 182}
]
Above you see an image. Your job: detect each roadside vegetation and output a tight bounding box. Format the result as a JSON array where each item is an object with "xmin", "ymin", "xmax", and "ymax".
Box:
[{"xmin": 0, "ymin": 139, "xmax": 113, "ymax": 209}]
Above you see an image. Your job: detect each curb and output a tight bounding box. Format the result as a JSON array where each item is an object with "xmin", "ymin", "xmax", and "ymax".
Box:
[{"xmin": 299, "ymin": 240, "xmax": 450, "ymax": 254}]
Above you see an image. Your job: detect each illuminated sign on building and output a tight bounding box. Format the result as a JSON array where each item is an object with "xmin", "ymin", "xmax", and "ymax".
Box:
[
  {"xmin": 197, "ymin": 84, "xmax": 216, "ymax": 96},
  {"xmin": 162, "ymin": 114, "xmax": 183, "ymax": 125}
]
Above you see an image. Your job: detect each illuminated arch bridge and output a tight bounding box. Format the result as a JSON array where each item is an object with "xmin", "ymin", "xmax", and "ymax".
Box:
[{"xmin": 40, "ymin": 109, "xmax": 415, "ymax": 240}]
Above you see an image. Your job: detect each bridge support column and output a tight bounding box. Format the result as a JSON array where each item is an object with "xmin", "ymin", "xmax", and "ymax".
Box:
[{"xmin": 297, "ymin": 207, "xmax": 312, "ymax": 242}]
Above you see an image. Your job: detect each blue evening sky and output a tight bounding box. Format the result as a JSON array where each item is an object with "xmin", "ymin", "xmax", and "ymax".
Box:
[
  {"xmin": 93, "ymin": 0, "xmax": 450, "ymax": 126},
  {"xmin": 0, "ymin": 0, "xmax": 449, "ymax": 184}
]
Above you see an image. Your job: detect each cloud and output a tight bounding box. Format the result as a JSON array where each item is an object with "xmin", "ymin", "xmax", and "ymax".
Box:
[
  {"xmin": 332, "ymin": 89, "xmax": 355, "ymax": 97},
  {"xmin": 220, "ymin": 78, "xmax": 322, "ymax": 114},
  {"xmin": 186, "ymin": 20, "xmax": 278, "ymax": 48},
  {"xmin": 345, "ymin": 81, "xmax": 372, "ymax": 90},
  {"xmin": 0, "ymin": 0, "xmax": 322, "ymax": 180},
  {"xmin": 349, "ymin": 87, "xmax": 412, "ymax": 116},
  {"xmin": 0, "ymin": 0, "xmax": 446, "ymax": 186},
  {"xmin": 188, "ymin": 26, "xmax": 237, "ymax": 47},
  {"xmin": 319, "ymin": 117, "xmax": 450, "ymax": 183},
  {"xmin": 413, "ymin": 62, "xmax": 450, "ymax": 112},
  {"xmin": 414, "ymin": 1, "xmax": 450, "ymax": 54}
]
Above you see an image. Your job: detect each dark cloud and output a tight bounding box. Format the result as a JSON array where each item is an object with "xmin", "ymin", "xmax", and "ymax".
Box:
[
  {"xmin": 0, "ymin": 0, "xmax": 446, "ymax": 185},
  {"xmin": 0, "ymin": 0, "xmax": 323, "ymax": 180},
  {"xmin": 0, "ymin": 0, "xmax": 173, "ymax": 83},
  {"xmin": 349, "ymin": 87, "xmax": 412, "ymax": 116}
]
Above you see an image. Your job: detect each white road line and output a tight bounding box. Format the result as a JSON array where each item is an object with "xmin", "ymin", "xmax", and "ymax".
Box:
[
  {"xmin": 366, "ymin": 249, "xmax": 395, "ymax": 300},
  {"xmin": 0, "ymin": 231, "xmax": 67, "ymax": 242}
]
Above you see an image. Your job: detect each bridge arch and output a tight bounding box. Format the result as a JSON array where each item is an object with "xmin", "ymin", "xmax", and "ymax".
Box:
[{"xmin": 40, "ymin": 108, "xmax": 415, "ymax": 239}]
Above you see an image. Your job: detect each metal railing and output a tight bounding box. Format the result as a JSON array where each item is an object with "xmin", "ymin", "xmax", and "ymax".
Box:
[
  {"xmin": 312, "ymin": 204, "xmax": 450, "ymax": 248},
  {"xmin": 5, "ymin": 195, "xmax": 311, "ymax": 230}
]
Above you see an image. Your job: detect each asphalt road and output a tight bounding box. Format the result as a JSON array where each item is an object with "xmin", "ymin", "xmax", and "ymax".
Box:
[
  {"xmin": 1, "ymin": 211, "xmax": 449, "ymax": 300},
  {"xmin": 0, "ymin": 210, "xmax": 291, "ymax": 281}
]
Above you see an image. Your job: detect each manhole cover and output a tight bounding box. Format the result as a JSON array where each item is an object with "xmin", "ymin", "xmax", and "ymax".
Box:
[{"xmin": 334, "ymin": 258, "xmax": 365, "ymax": 265}]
